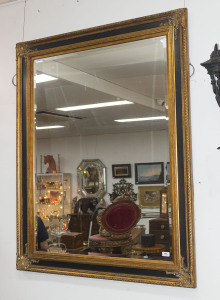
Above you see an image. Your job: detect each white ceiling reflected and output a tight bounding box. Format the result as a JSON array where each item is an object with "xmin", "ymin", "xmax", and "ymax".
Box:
[
  {"xmin": 34, "ymin": 36, "xmax": 168, "ymax": 138},
  {"xmin": 0, "ymin": 0, "xmax": 18, "ymax": 5}
]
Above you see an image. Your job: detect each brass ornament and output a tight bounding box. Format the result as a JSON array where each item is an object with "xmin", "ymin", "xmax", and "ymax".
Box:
[
  {"xmin": 16, "ymin": 254, "xmax": 39, "ymax": 271},
  {"xmin": 166, "ymin": 257, "xmax": 194, "ymax": 287},
  {"xmin": 16, "ymin": 43, "xmax": 35, "ymax": 59},
  {"xmin": 161, "ymin": 9, "xmax": 186, "ymax": 40}
]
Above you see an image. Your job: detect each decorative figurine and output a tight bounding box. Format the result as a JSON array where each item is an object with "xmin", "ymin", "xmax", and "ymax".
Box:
[{"xmin": 44, "ymin": 155, "xmax": 57, "ymax": 173}]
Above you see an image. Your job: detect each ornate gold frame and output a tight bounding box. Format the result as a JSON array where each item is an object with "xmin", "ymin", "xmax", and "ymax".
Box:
[{"xmin": 16, "ymin": 8, "xmax": 196, "ymax": 287}]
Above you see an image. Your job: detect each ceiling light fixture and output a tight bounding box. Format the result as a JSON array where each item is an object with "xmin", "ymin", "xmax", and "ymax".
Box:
[
  {"xmin": 35, "ymin": 59, "xmax": 44, "ymax": 63},
  {"xmin": 36, "ymin": 125, "xmax": 65, "ymax": 130},
  {"xmin": 114, "ymin": 116, "xmax": 169, "ymax": 122},
  {"xmin": 56, "ymin": 100, "xmax": 133, "ymax": 111},
  {"xmin": 34, "ymin": 74, "xmax": 58, "ymax": 83}
]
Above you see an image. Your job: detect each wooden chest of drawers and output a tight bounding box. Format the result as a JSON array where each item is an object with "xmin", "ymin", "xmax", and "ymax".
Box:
[{"xmin": 149, "ymin": 218, "xmax": 170, "ymax": 250}]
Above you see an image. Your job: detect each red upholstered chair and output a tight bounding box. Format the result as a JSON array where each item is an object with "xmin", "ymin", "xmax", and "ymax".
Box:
[{"xmin": 89, "ymin": 196, "xmax": 141, "ymax": 256}]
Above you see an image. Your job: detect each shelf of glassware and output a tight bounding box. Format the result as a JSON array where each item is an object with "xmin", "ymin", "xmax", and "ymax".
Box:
[{"xmin": 35, "ymin": 173, "xmax": 72, "ymax": 224}]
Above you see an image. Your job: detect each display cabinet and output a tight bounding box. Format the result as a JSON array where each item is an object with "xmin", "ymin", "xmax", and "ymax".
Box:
[{"xmin": 35, "ymin": 173, "xmax": 72, "ymax": 229}]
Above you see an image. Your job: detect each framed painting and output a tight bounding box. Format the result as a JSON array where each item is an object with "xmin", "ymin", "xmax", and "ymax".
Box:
[
  {"xmin": 166, "ymin": 162, "xmax": 170, "ymax": 184},
  {"xmin": 135, "ymin": 162, "xmax": 164, "ymax": 184},
  {"xmin": 112, "ymin": 164, "xmax": 131, "ymax": 178},
  {"xmin": 138, "ymin": 186, "xmax": 164, "ymax": 209},
  {"xmin": 160, "ymin": 187, "xmax": 169, "ymax": 218}
]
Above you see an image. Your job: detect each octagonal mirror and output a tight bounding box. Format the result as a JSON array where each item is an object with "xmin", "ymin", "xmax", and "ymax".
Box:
[{"xmin": 77, "ymin": 159, "xmax": 106, "ymax": 198}]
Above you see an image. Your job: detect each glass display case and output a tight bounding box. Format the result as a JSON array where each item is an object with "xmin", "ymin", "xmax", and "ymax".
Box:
[{"xmin": 35, "ymin": 173, "xmax": 72, "ymax": 230}]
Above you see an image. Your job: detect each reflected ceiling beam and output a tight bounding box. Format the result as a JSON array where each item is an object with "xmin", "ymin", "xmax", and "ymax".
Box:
[{"xmin": 36, "ymin": 61, "xmax": 164, "ymax": 112}]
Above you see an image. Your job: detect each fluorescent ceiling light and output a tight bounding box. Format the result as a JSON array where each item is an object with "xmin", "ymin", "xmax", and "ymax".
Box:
[
  {"xmin": 34, "ymin": 74, "xmax": 58, "ymax": 83},
  {"xmin": 115, "ymin": 116, "xmax": 169, "ymax": 122},
  {"xmin": 36, "ymin": 125, "xmax": 64, "ymax": 130},
  {"xmin": 35, "ymin": 59, "xmax": 44, "ymax": 63},
  {"xmin": 56, "ymin": 100, "xmax": 133, "ymax": 111}
]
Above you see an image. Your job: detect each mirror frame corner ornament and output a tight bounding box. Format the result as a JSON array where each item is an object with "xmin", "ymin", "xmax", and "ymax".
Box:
[{"xmin": 16, "ymin": 8, "xmax": 196, "ymax": 288}]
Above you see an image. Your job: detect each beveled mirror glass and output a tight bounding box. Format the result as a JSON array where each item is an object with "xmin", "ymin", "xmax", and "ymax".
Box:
[
  {"xmin": 77, "ymin": 159, "xmax": 106, "ymax": 198},
  {"xmin": 16, "ymin": 8, "xmax": 196, "ymax": 287}
]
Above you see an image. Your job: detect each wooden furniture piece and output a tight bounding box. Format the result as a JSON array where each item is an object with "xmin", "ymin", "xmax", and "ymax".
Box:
[
  {"xmin": 108, "ymin": 179, "xmax": 137, "ymax": 202},
  {"xmin": 149, "ymin": 218, "xmax": 170, "ymax": 251},
  {"xmin": 89, "ymin": 196, "xmax": 141, "ymax": 256},
  {"xmin": 132, "ymin": 243, "xmax": 166, "ymax": 255},
  {"xmin": 89, "ymin": 234, "xmax": 133, "ymax": 256},
  {"xmin": 68, "ymin": 214, "xmax": 99, "ymax": 241},
  {"xmin": 60, "ymin": 232, "xmax": 83, "ymax": 251},
  {"xmin": 131, "ymin": 227, "xmax": 145, "ymax": 244}
]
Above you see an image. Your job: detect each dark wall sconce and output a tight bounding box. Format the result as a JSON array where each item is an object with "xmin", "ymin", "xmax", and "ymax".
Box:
[{"xmin": 201, "ymin": 44, "xmax": 220, "ymax": 107}]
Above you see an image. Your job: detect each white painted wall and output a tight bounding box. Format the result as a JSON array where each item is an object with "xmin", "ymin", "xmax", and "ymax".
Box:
[
  {"xmin": 0, "ymin": 0, "xmax": 220, "ymax": 299},
  {"xmin": 37, "ymin": 130, "xmax": 169, "ymax": 231},
  {"xmin": 36, "ymin": 130, "xmax": 169, "ymax": 197}
]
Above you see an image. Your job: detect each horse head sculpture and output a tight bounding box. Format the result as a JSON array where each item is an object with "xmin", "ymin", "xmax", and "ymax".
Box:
[{"xmin": 44, "ymin": 155, "xmax": 57, "ymax": 173}]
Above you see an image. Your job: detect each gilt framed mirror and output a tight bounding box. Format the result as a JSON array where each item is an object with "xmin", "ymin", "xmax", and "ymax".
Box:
[
  {"xmin": 77, "ymin": 159, "xmax": 106, "ymax": 198},
  {"xmin": 16, "ymin": 8, "xmax": 196, "ymax": 287}
]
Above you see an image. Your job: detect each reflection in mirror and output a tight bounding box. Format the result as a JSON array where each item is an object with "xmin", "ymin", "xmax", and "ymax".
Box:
[
  {"xmin": 34, "ymin": 35, "xmax": 171, "ymax": 259},
  {"xmin": 84, "ymin": 166, "xmax": 98, "ymax": 193},
  {"xmin": 77, "ymin": 159, "xmax": 106, "ymax": 198}
]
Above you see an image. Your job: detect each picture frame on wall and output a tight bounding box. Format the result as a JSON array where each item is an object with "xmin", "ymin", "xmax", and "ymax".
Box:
[
  {"xmin": 135, "ymin": 162, "xmax": 164, "ymax": 184},
  {"xmin": 112, "ymin": 164, "xmax": 131, "ymax": 178},
  {"xmin": 50, "ymin": 191, "xmax": 59, "ymax": 202},
  {"xmin": 166, "ymin": 162, "xmax": 170, "ymax": 184},
  {"xmin": 160, "ymin": 187, "xmax": 169, "ymax": 218},
  {"xmin": 138, "ymin": 185, "xmax": 164, "ymax": 209}
]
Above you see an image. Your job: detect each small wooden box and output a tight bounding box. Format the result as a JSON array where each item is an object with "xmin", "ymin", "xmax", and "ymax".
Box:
[
  {"xmin": 60, "ymin": 232, "xmax": 83, "ymax": 250},
  {"xmin": 141, "ymin": 234, "xmax": 155, "ymax": 247},
  {"xmin": 131, "ymin": 227, "xmax": 145, "ymax": 244}
]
